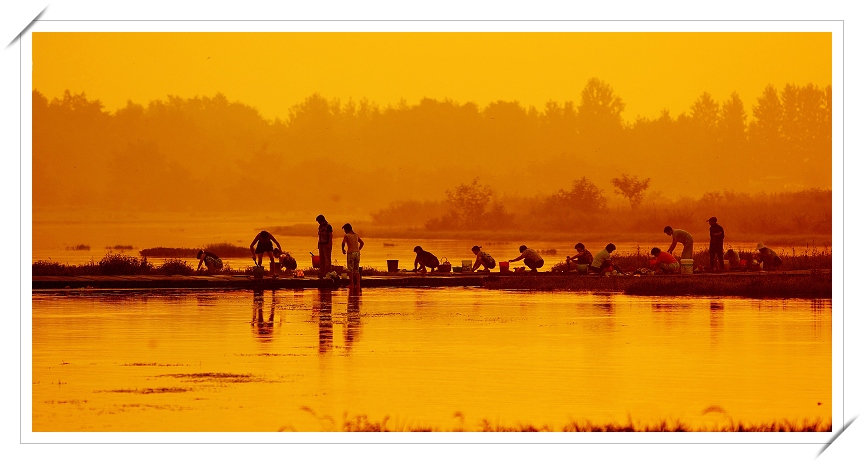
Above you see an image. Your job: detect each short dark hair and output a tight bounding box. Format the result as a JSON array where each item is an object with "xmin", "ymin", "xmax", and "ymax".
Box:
[
  {"xmin": 342, "ymin": 223, "xmax": 353, "ymax": 232},
  {"xmin": 414, "ymin": 246, "xmax": 423, "ymax": 253},
  {"xmin": 197, "ymin": 250, "xmax": 204, "ymax": 259},
  {"xmin": 519, "ymin": 245, "xmax": 527, "ymax": 252},
  {"xmin": 316, "ymin": 214, "xmax": 326, "ymax": 222},
  {"xmin": 471, "ymin": 245, "xmax": 481, "ymax": 252},
  {"xmin": 575, "ymin": 243, "xmax": 584, "ymax": 250},
  {"xmin": 606, "ymin": 243, "xmax": 616, "ymax": 252},
  {"xmin": 650, "ymin": 247, "xmax": 661, "ymax": 255},
  {"xmin": 663, "ymin": 226, "xmax": 673, "ymax": 234}
]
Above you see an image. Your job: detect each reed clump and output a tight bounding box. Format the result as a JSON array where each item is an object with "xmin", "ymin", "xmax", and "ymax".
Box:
[
  {"xmin": 154, "ymin": 259, "xmax": 195, "ymax": 276},
  {"xmin": 288, "ymin": 411, "xmax": 831, "ymax": 432},
  {"xmin": 32, "ymin": 253, "xmax": 158, "ymax": 277},
  {"xmin": 95, "ymin": 253, "xmax": 153, "ymax": 275}
]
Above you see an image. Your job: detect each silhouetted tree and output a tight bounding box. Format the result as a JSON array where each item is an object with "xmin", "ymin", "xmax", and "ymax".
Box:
[
  {"xmin": 611, "ymin": 174, "xmax": 651, "ymax": 210},
  {"xmin": 576, "ymin": 78, "xmax": 625, "ymax": 158}
]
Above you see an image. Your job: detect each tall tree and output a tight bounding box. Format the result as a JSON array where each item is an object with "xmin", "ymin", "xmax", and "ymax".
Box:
[{"xmin": 611, "ymin": 174, "xmax": 651, "ymax": 210}]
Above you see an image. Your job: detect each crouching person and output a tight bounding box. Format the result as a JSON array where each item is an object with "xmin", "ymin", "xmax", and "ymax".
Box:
[
  {"xmin": 413, "ymin": 246, "xmax": 440, "ymax": 273},
  {"xmin": 649, "ymin": 247, "xmax": 680, "ymax": 274},
  {"xmin": 471, "ymin": 245, "xmax": 496, "ymax": 272},
  {"xmin": 590, "ymin": 243, "xmax": 623, "ymax": 274},
  {"xmin": 509, "ymin": 245, "xmax": 544, "ymax": 272}
]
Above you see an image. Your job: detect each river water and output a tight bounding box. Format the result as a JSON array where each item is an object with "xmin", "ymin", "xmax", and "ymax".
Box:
[{"xmin": 31, "ymin": 288, "xmax": 831, "ymax": 432}]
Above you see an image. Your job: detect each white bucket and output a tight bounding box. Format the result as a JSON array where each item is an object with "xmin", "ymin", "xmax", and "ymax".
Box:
[{"xmin": 681, "ymin": 258, "xmax": 694, "ymax": 275}]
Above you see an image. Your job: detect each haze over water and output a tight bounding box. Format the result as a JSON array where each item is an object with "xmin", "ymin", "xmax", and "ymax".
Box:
[{"xmin": 32, "ymin": 289, "xmax": 830, "ymax": 431}]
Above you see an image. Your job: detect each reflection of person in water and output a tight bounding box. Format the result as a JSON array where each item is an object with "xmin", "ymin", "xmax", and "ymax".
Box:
[
  {"xmin": 317, "ymin": 289, "xmax": 333, "ymax": 354},
  {"xmin": 345, "ymin": 289, "xmax": 362, "ymax": 352},
  {"xmin": 251, "ymin": 289, "xmax": 275, "ymax": 340}
]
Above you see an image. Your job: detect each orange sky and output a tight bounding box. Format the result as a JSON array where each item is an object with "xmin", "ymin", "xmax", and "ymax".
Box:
[{"xmin": 33, "ymin": 32, "xmax": 831, "ymax": 121}]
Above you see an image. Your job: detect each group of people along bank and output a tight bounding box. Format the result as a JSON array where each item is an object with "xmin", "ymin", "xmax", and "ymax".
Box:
[{"xmin": 195, "ymin": 215, "xmax": 785, "ymax": 284}]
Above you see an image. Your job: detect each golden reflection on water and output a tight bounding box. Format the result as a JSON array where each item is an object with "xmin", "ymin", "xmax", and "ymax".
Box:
[{"xmin": 31, "ymin": 289, "xmax": 831, "ymax": 431}]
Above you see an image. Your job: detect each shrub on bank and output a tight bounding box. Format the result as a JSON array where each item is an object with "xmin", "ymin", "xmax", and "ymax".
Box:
[{"xmin": 155, "ymin": 259, "xmax": 194, "ymax": 276}]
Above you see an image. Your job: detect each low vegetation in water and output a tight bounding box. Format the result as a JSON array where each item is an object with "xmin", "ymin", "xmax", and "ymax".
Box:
[
  {"xmin": 287, "ymin": 409, "xmax": 831, "ymax": 432},
  {"xmin": 106, "ymin": 245, "xmax": 134, "ymax": 250},
  {"xmin": 33, "ymin": 253, "xmax": 200, "ymax": 276},
  {"xmin": 65, "ymin": 244, "xmax": 90, "ymax": 251}
]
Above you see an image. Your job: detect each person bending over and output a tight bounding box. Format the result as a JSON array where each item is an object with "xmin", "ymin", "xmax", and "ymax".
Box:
[{"xmin": 413, "ymin": 246, "xmax": 440, "ymax": 273}]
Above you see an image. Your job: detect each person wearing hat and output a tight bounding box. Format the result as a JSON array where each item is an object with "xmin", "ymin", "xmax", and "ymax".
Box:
[
  {"xmin": 664, "ymin": 226, "xmax": 693, "ymax": 260},
  {"xmin": 707, "ymin": 217, "xmax": 725, "ymax": 272},
  {"xmin": 509, "ymin": 245, "xmax": 544, "ymax": 272},
  {"xmin": 470, "ymin": 245, "xmax": 496, "ymax": 272},
  {"xmin": 755, "ymin": 243, "xmax": 783, "ymax": 271}
]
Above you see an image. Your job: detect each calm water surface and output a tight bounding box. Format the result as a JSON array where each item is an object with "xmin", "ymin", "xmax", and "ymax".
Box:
[{"xmin": 32, "ymin": 289, "xmax": 831, "ymax": 431}]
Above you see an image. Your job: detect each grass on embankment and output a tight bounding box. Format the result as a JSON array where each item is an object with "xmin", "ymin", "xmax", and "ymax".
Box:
[
  {"xmin": 483, "ymin": 272, "xmax": 832, "ymax": 298},
  {"xmin": 33, "ymin": 254, "xmax": 201, "ymax": 277}
]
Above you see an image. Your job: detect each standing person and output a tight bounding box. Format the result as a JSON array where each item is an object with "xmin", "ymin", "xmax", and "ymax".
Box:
[
  {"xmin": 196, "ymin": 249, "xmax": 223, "ymax": 274},
  {"xmin": 316, "ymin": 215, "xmax": 333, "ymax": 278},
  {"xmin": 470, "ymin": 245, "xmax": 496, "ymax": 272},
  {"xmin": 565, "ymin": 243, "xmax": 593, "ymax": 270},
  {"xmin": 250, "ymin": 230, "xmax": 282, "ymax": 267},
  {"xmin": 755, "ymin": 242, "xmax": 783, "ymax": 271},
  {"xmin": 664, "ymin": 226, "xmax": 694, "ymax": 260},
  {"xmin": 509, "ymin": 245, "xmax": 544, "ymax": 272},
  {"xmin": 341, "ymin": 223, "xmax": 365, "ymax": 292},
  {"xmin": 707, "ymin": 217, "xmax": 725, "ymax": 272},
  {"xmin": 590, "ymin": 243, "xmax": 623, "ymax": 274},
  {"xmin": 413, "ymin": 246, "xmax": 440, "ymax": 273},
  {"xmin": 649, "ymin": 247, "xmax": 680, "ymax": 274}
]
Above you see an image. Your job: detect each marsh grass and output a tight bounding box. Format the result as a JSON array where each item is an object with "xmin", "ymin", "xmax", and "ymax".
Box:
[
  {"xmin": 155, "ymin": 259, "xmax": 195, "ymax": 276},
  {"xmin": 286, "ymin": 410, "xmax": 831, "ymax": 432},
  {"xmin": 33, "ymin": 253, "xmax": 196, "ymax": 276},
  {"xmin": 95, "ymin": 253, "xmax": 153, "ymax": 275}
]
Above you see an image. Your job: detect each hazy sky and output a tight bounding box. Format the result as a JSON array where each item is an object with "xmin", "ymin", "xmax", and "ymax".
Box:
[{"xmin": 33, "ymin": 32, "xmax": 831, "ymax": 121}]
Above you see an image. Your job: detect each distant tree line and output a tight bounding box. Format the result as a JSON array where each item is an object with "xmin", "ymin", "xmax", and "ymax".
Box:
[
  {"xmin": 371, "ymin": 177, "xmax": 831, "ymax": 237},
  {"xmin": 32, "ymin": 78, "xmax": 830, "ymax": 216}
]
